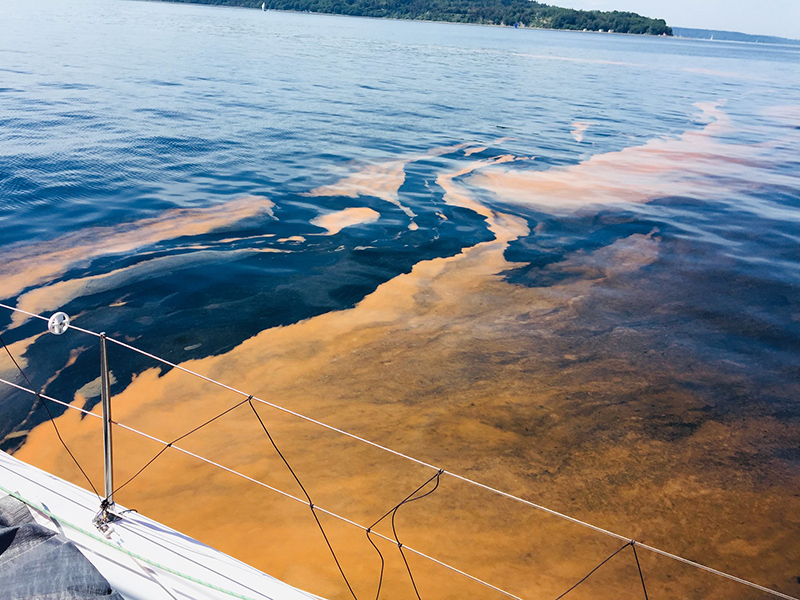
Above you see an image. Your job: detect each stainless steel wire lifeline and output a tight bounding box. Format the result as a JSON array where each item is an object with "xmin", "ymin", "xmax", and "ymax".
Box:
[{"xmin": 1, "ymin": 302, "xmax": 797, "ymax": 600}]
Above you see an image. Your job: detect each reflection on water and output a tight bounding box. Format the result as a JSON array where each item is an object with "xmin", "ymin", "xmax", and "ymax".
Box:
[{"xmin": 2, "ymin": 1, "xmax": 800, "ymax": 598}]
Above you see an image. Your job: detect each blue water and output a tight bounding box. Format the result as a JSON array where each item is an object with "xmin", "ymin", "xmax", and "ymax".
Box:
[{"xmin": 1, "ymin": 0, "xmax": 800, "ymax": 454}]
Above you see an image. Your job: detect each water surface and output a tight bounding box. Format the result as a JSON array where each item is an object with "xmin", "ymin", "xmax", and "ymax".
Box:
[{"xmin": 1, "ymin": 1, "xmax": 799, "ymax": 599}]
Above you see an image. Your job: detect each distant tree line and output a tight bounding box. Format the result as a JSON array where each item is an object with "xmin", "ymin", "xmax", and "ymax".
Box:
[
  {"xmin": 672, "ymin": 27, "xmax": 799, "ymax": 45},
  {"xmin": 163, "ymin": 0, "xmax": 673, "ymax": 35}
]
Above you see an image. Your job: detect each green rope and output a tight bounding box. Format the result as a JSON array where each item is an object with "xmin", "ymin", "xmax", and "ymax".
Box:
[{"xmin": 0, "ymin": 485, "xmax": 260, "ymax": 600}]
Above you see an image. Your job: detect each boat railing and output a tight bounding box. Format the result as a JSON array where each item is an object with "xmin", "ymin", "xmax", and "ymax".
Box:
[{"xmin": 0, "ymin": 302, "xmax": 796, "ymax": 600}]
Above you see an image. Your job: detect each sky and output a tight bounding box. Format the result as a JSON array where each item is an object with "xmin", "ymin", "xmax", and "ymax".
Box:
[{"xmin": 553, "ymin": 0, "xmax": 800, "ymax": 39}]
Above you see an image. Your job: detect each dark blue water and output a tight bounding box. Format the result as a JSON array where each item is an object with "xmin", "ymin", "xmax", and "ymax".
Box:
[{"xmin": 1, "ymin": 0, "xmax": 800, "ymax": 455}]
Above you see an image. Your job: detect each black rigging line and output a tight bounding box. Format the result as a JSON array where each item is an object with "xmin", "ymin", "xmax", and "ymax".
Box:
[
  {"xmin": 108, "ymin": 396, "xmax": 252, "ymax": 499},
  {"xmin": 553, "ymin": 541, "xmax": 632, "ymax": 600},
  {"xmin": 551, "ymin": 540, "xmax": 650, "ymax": 600},
  {"xmin": 364, "ymin": 525, "xmax": 386, "ymax": 599},
  {"xmin": 366, "ymin": 469, "xmax": 443, "ymax": 600},
  {"xmin": 0, "ymin": 333, "xmax": 101, "ymax": 499},
  {"xmin": 631, "ymin": 541, "xmax": 650, "ymax": 600},
  {"xmin": 247, "ymin": 398, "xmax": 359, "ymax": 600}
]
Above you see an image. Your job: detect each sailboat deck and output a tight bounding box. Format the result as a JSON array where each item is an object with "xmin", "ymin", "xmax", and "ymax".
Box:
[{"xmin": 0, "ymin": 450, "xmax": 320, "ymax": 600}]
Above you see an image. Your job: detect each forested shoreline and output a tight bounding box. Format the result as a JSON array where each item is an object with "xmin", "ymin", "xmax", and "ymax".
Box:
[{"xmin": 160, "ymin": 0, "xmax": 673, "ymax": 35}]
